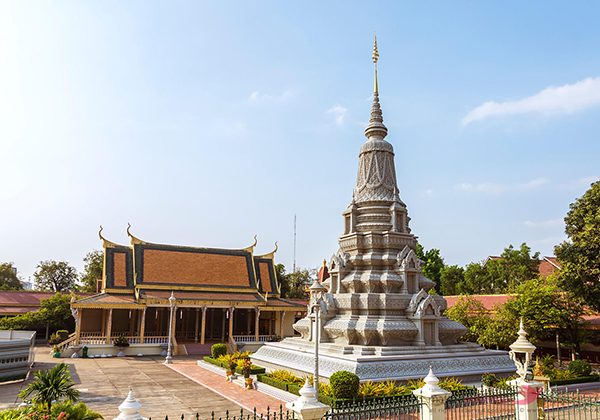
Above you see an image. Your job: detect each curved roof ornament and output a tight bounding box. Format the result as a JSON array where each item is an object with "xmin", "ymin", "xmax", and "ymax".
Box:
[
  {"xmin": 242, "ymin": 235, "xmax": 258, "ymax": 253},
  {"xmin": 256, "ymin": 241, "xmax": 278, "ymax": 259},
  {"xmin": 98, "ymin": 225, "xmax": 118, "ymax": 248},
  {"xmin": 126, "ymin": 223, "xmax": 145, "ymax": 245}
]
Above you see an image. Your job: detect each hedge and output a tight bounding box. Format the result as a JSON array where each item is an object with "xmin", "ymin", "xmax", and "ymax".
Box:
[
  {"xmin": 330, "ymin": 371, "xmax": 359, "ymax": 399},
  {"xmin": 202, "ymin": 356, "xmax": 266, "ymax": 375},
  {"xmin": 211, "ymin": 343, "xmax": 227, "ymax": 359},
  {"xmin": 550, "ymin": 374, "xmax": 600, "ymax": 386}
]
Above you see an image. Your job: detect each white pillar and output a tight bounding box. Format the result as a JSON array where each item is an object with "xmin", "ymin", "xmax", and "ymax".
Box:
[
  {"xmin": 509, "ymin": 378, "xmax": 543, "ymax": 420},
  {"xmin": 114, "ymin": 387, "xmax": 147, "ymax": 420},
  {"xmin": 286, "ymin": 379, "xmax": 330, "ymax": 420},
  {"xmin": 412, "ymin": 368, "xmax": 451, "ymax": 420}
]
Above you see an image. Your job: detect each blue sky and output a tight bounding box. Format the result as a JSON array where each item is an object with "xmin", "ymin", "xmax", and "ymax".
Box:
[{"xmin": 1, "ymin": 1, "xmax": 599, "ymax": 282}]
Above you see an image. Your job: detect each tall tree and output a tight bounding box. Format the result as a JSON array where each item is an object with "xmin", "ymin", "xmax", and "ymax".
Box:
[
  {"xmin": 80, "ymin": 250, "xmax": 104, "ymax": 292},
  {"xmin": 276, "ymin": 264, "xmax": 312, "ymax": 299},
  {"xmin": 460, "ymin": 262, "xmax": 494, "ymax": 294},
  {"xmin": 445, "ymin": 295, "xmax": 490, "ymax": 343},
  {"xmin": 494, "ymin": 243, "xmax": 540, "ymax": 291},
  {"xmin": 439, "ymin": 265, "xmax": 464, "ymax": 296},
  {"xmin": 0, "ymin": 262, "xmax": 23, "ymax": 290},
  {"xmin": 34, "ymin": 260, "xmax": 78, "ymax": 292},
  {"xmin": 555, "ymin": 180, "xmax": 600, "ymax": 311},
  {"xmin": 415, "ymin": 244, "xmax": 445, "ymax": 293}
]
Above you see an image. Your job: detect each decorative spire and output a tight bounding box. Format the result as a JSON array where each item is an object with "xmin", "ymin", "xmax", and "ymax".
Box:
[{"xmin": 365, "ymin": 34, "xmax": 388, "ymax": 140}]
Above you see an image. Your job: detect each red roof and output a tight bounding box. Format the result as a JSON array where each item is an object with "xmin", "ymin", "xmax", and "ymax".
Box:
[
  {"xmin": 445, "ymin": 295, "xmax": 516, "ymax": 311},
  {"xmin": 0, "ymin": 291, "xmax": 56, "ymax": 306},
  {"xmin": 539, "ymin": 257, "xmax": 561, "ymax": 277}
]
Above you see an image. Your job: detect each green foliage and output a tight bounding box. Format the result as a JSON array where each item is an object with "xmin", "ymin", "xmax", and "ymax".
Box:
[
  {"xmin": 439, "ymin": 265, "xmax": 464, "ymax": 296},
  {"xmin": 358, "ymin": 381, "xmax": 409, "ymax": 397},
  {"xmin": 211, "ymin": 343, "xmax": 227, "ymax": 358},
  {"xmin": 19, "ymin": 363, "xmax": 80, "ymax": 411},
  {"xmin": 555, "ymin": 181, "xmax": 600, "ymax": 312},
  {"xmin": 202, "ymin": 356, "xmax": 265, "ymax": 374},
  {"xmin": 269, "ymin": 370, "xmax": 304, "ymax": 386},
  {"xmin": 533, "ymin": 355, "xmax": 556, "ymax": 377},
  {"xmin": 329, "ymin": 371, "xmax": 360, "ymax": 400},
  {"xmin": 438, "ymin": 377, "xmax": 471, "ymax": 392},
  {"xmin": 0, "ymin": 262, "xmax": 23, "ymax": 291},
  {"xmin": 276, "ymin": 264, "xmax": 313, "ymax": 299},
  {"xmin": 34, "ymin": 260, "xmax": 78, "ymax": 292},
  {"xmin": 481, "ymin": 373, "xmax": 500, "ymax": 387},
  {"xmin": 568, "ymin": 359, "xmax": 592, "ymax": 377},
  {"xmin": 0, "ymin": 292, "xmax": 73, "ymax": 333},
  {"xmin": 476, "ymin": 304, "xmax": 518, "ymax": 349},
  {"xmin": 415, "ymin": 245, "xmax": 445, "ymax": 293},
  {"xmin": 113, "ymin": 334, "xmax": 129, "ymax": 347},
  {"xmin": 80, "ymin": 250, "xmax": 104, "ymax": 292},
  {"xmin": 0, "ymin": 401, "xmax": 102, "ymax": 420},
  {"xmin": 445, "ymin": 295, "xmax": 490, "ymax": 343}
]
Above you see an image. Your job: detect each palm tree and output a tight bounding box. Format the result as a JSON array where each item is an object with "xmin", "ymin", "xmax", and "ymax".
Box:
[{"xmin": 19, "ymin": 363, "xmax": 80, "ymax": 411}]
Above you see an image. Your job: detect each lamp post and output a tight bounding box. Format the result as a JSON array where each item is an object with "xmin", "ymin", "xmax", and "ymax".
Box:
[
  {"xmin": 508, "ymin": 318, "xmax": 536, "ymax": 381},
  {"xmin": 309, "ymin": 279, "xmax": 327, "ymax": 395},
  {"xmin": 164, "ymin": 292, "xmax": 176, "ymax": 365}
]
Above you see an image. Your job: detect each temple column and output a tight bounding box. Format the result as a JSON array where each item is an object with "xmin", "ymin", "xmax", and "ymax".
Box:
[
  {"xmin": 220, "ymin": 309, "xmax": 226, "ymax": 341},
  {"xmin": 140, "ymin": 308, "xmax": 146, "ymax": 344},
  {"xmin": 279, "ymin": 311, "xmax": 286, "ymax": 338},
  {"xmin": 75, "ymin": 309, "xmax": 83, "ymax": 343},
  {"xmin": 228, "ymin": 307, "xmax": 235, "ymax": 340},
  {"xmin": 105, "ymin": 308, "xmax": 113, "ymax": 344},
  {"xmin": 255, "ymin": 308, "xmax": 260, "ymax": 341},
  {"xmin": 194, "ymin": 308, "xmax": 200, "ymax": 343},
  {"xmin": 200, "ymin": 306, "xmax": 207, "ymax": 344}
]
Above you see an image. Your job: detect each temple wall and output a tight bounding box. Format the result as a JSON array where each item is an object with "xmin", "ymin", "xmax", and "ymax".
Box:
[{"xmin": 80, "ymin": 309, "xmax": 102, "ymax": 333}]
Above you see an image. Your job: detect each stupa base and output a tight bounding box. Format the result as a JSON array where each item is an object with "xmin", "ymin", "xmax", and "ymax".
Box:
[{"xmin": 251, "ymin": 337, "xmax": 514, "ymax": 382}]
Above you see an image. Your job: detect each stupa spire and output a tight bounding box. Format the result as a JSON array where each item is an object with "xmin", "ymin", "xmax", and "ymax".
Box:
[{"xmin": 365, "ymin": 34, "xmax": 388, "ymax": 139}]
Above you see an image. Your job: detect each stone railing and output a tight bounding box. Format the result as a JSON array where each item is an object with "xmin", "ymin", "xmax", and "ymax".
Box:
[
  {"xmin": 232, "ymin": 335, "xmax": 277, "ymax": 343},
  {"xmin": 0, "ymin": 330, "xmax": 36, "ymax": 381}
]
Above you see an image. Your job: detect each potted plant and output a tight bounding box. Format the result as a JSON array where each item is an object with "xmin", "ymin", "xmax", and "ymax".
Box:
[
  {"xmin": 242, "ymin": 359, "xmax": 253, "ymax": 389},
  {"xmin": 113, "ymin": 334, "xmax": 129, "ymax": 357},
  {"xmin": 52, "ymin": 345, "xmax": 61, "ymax": 358},
  {"xmin": 226, "ymin": 358, "xmax": 237, "ymax": 381}
]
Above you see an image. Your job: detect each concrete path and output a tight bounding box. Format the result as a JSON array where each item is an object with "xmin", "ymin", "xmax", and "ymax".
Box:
[{"xmin": 0, "ymin": 346, "xmax": 244, "ymax": 419}]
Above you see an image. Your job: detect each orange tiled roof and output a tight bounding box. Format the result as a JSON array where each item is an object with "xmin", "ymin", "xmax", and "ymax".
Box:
[
  {"xmin": 72, "ymin": 293, "xmax": 139, "ymax": 308},
  {"xmin": 140, "ymin": 290, "xmax": 263, "ymax": 303},
  {"xmin": 445, "ymin": 295, "xmax": 516, "ymax": 311}
]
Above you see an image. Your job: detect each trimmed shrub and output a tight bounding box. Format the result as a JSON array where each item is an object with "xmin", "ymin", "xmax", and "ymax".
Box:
[
  {"xmin": 568, "ymin": 359, "xmax": 592, "ymax": 377},
  {"xmin": 481, "ymin": 373, "xmax": 499, "ymax": 387},
  {"xmin": 330, "ymin": 370, "xmax": 359, "ymax": 400},
  {"xmin": 211, "ymin": 343, "xmax": 227, "ymax": 359}
]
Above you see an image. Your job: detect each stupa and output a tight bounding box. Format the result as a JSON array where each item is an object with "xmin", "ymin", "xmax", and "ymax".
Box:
[{"xmin": 252, "ymin": 37, "xmax": 514, "ymax": 381}]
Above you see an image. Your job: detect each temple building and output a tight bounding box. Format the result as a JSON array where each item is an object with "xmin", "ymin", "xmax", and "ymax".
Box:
[
  {"xmin": 252, "ymin": 37, "xmax": 515, "ymax": 381},
  {"xmin": 68, "ymin": 226, "xmax": 305, "ymax": 356}
]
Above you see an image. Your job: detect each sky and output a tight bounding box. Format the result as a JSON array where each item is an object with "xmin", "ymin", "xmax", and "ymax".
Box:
[{"xmin": 1, "ymin": 1, "xmax": 599, "ymax": 283}]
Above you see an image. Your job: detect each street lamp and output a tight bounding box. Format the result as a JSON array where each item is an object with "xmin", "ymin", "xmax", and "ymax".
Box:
[
  {"xmin": 509, "ymin": 318, "xmax": 536, "ymax": 381},
  {"xmin": 309, "ymin": 279, "xmax": 327, "ymax": 395},
  {"xmin": 164, "ymin": 291, "xmax": 176, "ymax": 364}
]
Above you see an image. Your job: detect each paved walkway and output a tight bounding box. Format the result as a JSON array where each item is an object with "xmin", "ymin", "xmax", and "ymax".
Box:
[
  {"xmin": 0, "ymin": 346, "xmax": 244, "ymax": 419},
  {"xmin": 166, "ymin": 360, "xmax": 286, "ymax": 415}
]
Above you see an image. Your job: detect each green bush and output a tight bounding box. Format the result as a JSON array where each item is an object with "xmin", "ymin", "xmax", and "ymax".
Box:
[
  {"xmin": 481, "ymin": 373, "xmax": 499, "ymax": 387},
  {"xmin": 56, "ymin": 330, "xmax": 69, "ymax": 341},
  {"xmin": 211, "ymin": 343, "xmax": 227, "ymax": 358},
  {"xmin": 330, "ymin": 371, "xmax": 360, "ymax": 400},
  {"xmin": 0, "ymin": 401, "xmax": 102, "ymax": 420},
  {"xmin": 550, "ymin": 374, "xmax": 600, "ymax": 386},
  {"xmin": 47, "ymin": 333, "xmax": 62, "ymax": 345},
  {"xmin": 568, "ymin": 359, "xmax": 592, "ymax": 377}
]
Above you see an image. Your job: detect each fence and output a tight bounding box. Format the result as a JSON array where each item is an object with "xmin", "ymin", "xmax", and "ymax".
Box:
[
  {"xmin": 445, "ymin": 387, "xmax": 518, "ymax": 420},
  {"xmin": 147, "ymin": 405, "xmax": 295, "ymax": 420},
  {"xmin": 539, "ymin": 389, "xmax": 600, "ymax": 419},
  {"xmin": 323, "ymin": 396, "xmax": 422, "ymax": 420}
]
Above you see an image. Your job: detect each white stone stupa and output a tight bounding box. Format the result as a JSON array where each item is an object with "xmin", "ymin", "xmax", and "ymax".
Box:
[{"xmin": 252, "ymin": 37, "xmax": 514, "ymax": 381}]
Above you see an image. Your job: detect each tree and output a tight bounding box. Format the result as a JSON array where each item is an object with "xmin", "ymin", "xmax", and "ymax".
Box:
[
  {"xmin": 492, "ymin": 243, "xmax": 540, "ymax": 291},
  {"xmin": 19, "ymin": 363, "xmax": 79, "ymax": 411},
  {"xmin": 445, "ymin": 295, "xmax": 490, "ymax": 343},
  {"xmin": 80, "ymin": 250, "xmax": 104, "ymax": 292},
  {"xmin": 415, "ymin": 244, "xmax": 445, "ymax": 293},
  {"xmin": 460, "ymin": 262, "xmax": 494, "ymax": 294},
  {"xmin": 439, "ymin": 265, "xmax": 464, "ymax": 296},
  {"xmin": 0, "ymin": 262, "xmax": 23, "ymax": 290},
  {"xmin": 0, "ymin": 292, "xmax": 74, "ymax": 332},
  {"xmin": 34, "ymin": 260, "xmax": 78, "ymax": 292},
  {"xmin": 555, "ymin": 180, "xmax": 600, "ymax": 311},
  {"xmin": 477, "ymin": 304, "xmax": 518, "ymax": 350},
  {"xmin": 276, "ymin": 264, "xmax": 312, "ymax": 299}
]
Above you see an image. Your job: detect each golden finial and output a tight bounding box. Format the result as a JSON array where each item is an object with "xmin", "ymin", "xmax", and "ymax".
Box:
[
  {"xmin": 372, "ymin": 33, "xmax": 379, "ymax": 94},
  {"xmin": 98, "ymin": 225, "xmax": 118, "ymax": 248},
  {"xmin": 243, "ymin": 235, "xmax": 258, "ymax": 252},
  {"xmin": 126, "ymin": 223, "xmax": 145, "ymax": 245}
]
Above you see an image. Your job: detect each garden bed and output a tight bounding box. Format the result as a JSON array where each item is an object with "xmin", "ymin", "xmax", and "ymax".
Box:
[{"xmin": 203, "ymin": 356, "xmax": 266, "ymax": 375}]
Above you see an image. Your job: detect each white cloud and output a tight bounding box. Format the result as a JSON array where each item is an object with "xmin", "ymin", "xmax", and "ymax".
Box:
[
  {"xmin": 248, "ymin": 89, "xmax": 293, "ymax": 103},
  {"xmin": 421, "ymin": 188, "xmax": 434, "ymax": 198},
  {"xmin": 462, "ymin": 77, "xmax": 600, "ymax": 125},
  {"xmin": 524, "ymin": 218, "xmax": 563, "ymax": 229},
  {"xmin": 327, "ymin": 105, "xmax": 348, "ymax": 126},
  {"xmin": 454, "ymin": 177, "xmax": 548, "ymax": 194}
]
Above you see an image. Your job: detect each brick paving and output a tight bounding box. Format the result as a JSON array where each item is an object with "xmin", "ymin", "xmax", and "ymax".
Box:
[
  {"xmin": 166, "ymin": 360, "xmax": 287, "ymax": 416},
  {"xmin": 0, "ymin": 346, "xmax": 246, "ymax": 419}
]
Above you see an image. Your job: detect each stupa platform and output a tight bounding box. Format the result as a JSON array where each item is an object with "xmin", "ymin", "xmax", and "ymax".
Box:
[{"xmin": 251, "ymin": 338, "xmax": 515, "ymax": 382}]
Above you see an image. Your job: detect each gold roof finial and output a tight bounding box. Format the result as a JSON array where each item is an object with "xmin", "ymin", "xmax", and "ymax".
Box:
[
  {"xmin": 98, "ymin": 225, "xmax": 118, "ymax": 248},
  {"xmin": 372, "ymin": 33, "xmax": 379, "ymax": 94}
]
